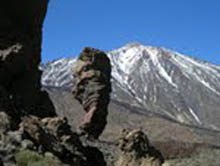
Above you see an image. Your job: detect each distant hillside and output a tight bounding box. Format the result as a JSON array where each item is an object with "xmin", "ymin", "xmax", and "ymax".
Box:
[{"xmin": 42, "ymin": 44, "xmax": 220, "ymax": 131}]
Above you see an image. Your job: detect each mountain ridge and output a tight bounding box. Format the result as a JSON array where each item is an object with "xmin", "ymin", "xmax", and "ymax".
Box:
[{"xmin": 41, "ymin": 44, "xmax": 220, "ymax": 131}]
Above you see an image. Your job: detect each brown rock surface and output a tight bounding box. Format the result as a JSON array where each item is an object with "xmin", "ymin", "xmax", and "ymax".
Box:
[
  {"xmin": 19, "ymin": 116, "xmax": 88, "ymax": 165},
  {"xmin": 116, "ymin": 129, "xmax": 164, "ymax": 166},
  {"xmin": 72, "ymin": 47, "xmax": 112, "ymax": 139}
]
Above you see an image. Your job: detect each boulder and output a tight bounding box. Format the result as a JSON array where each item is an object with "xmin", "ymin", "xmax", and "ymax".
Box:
[{"xmin": 116, "ymin": 129, "xmax": 165, "ymax": 166}]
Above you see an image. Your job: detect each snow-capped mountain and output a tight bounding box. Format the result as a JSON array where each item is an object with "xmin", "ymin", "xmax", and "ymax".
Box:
[{"xmin": 41, "ymin": 43, "xmax": 220, "ymax": 130}]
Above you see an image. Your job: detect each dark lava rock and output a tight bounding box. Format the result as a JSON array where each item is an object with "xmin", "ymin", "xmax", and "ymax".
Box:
[{"xmin": 0, "ymin": 0, "xmax": 56, "ymax": 125}]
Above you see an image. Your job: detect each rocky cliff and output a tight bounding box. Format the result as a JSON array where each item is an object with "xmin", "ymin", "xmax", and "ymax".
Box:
[
  {"xmin": 0, "ymin": 0, "xmax": 56, "ymax": 124},
  {"xmin": 0, "ymin": 1, "xmax": 107, "ymax": 165}
]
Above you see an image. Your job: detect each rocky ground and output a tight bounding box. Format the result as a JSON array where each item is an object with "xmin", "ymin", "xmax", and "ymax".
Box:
[{"xmin": 46, "ymin": 87, "xmax": 220, "ymax": 166}]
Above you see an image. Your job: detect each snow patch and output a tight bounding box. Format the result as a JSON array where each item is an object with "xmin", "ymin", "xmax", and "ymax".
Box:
[
  {"xmin": 147, "ymin": 48, "xmax": 178, "ymax": 88},
  {"xmin": 189, "ymin": 107, "xmax": 202, "ymax": 125}
]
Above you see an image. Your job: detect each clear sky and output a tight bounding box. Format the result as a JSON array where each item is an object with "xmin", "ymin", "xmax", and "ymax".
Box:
[{"xmin": 42, "ymin": 0, "xmax": 220, "ymax": 64}]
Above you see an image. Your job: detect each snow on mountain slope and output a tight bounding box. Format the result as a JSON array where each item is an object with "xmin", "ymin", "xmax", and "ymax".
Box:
[
  {"xmin": 41, "ymin": 43, "xmax": 220, "ymax": 130},
  {"xmin": 41, "ymin": 58, "xmax": 76, "ymax": 88}
]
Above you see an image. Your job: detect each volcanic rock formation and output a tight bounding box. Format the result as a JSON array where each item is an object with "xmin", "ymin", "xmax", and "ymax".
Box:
[
  {"xmin": 116, "ymin": 129, "xmax": 164, "ymax": 166},
  {"xmin": 0, "ymin": 1, "xmax": 107, "ymax": 165},
  {"xmin": 0, "ymin": 1, "xmax": 166, "ymax": 166},
  {"xmin": 0, "ymin": 113, "xmax": 107, "ymax": 165},
  {"xmin": 18, "ymin": 116, "xmax": 106, "ymax": 166},
  {"xmin": 72, "ymin": 47, "xmax": 112, "ymax": 139},
  {"xmin": 0, "ymin": 0, "xmax": 56, "ymax": 126},
  {"xmin": 0, "ymin": 0, "xmax": 56, "ymax": 164}
]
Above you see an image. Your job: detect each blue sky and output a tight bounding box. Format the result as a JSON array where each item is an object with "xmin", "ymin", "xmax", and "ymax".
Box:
[{"xmin": 42, "ymin": 0, "xmax": 220, "ymax": 64}]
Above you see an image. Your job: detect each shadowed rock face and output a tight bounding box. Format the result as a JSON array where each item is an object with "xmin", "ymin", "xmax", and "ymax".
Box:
[
  {"xmin": 0, "ymin": 2, "xmax": 107, "ymax": 166},
  {"xmin": 0, "ymin": 0, "xmax": 56, "ymax": 125},
  {"xmin": 72, "ymin": 47, "xmax": 112, "ymax": 139},
  {"xmin": 0, "ymin": 0, "xmax": 55, "ymax": 164},
  {"xmin": 116, "ymin": 129, "xmax": 164, "ymax": 166}
]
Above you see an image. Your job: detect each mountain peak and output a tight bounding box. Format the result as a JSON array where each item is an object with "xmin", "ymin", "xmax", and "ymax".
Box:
[
  {"xmin": 41, "ymin": 44, "xmax": 220, "ymax": 130},
  {"xmin": 108, "ymin": 44, "xmax": 175, "ymax": 76},
  {"xmin": 116, "ymin": 43, "xmax": 175, "ymax": 60}
]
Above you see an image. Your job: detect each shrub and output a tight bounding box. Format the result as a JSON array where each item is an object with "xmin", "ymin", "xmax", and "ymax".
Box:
[{"xmin": 15, "ymin": 150, "xmax": 61, "ymax": 166}]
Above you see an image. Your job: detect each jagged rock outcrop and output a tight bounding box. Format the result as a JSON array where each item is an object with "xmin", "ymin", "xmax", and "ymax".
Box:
[
  {"xmin": 19, "ymin": 116, "xmax": 106, "ymax": 166},
  {"xmin": 0, "ymin": 114, "xmax": 106, "ymax": 166},
  {"xmin": 0, "ymin": 1, "xmax": 107, "ymax": 165},
  {"xmin": 116, "ymin": 129, "xmax": 164, "ymax": 166},
  {"xmin": 0, "ymin": 1, "xmax": 57, "ymax": 164},
  {"xmin": 0, "ymin": 0, "xmax": 56, "ymax": 126},
  {"xmin": 72, "ymin": 47, "xmax": 112, "ymax": 139}
]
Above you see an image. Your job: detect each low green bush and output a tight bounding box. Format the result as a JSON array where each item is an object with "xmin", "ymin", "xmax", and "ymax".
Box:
[{"xmin": 15, "ymin": 150, "xmax": 61, "ymax": 166}]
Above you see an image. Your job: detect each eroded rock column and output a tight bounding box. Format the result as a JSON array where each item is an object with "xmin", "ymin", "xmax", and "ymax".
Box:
[{"xmin": 72, "ymin": 47, "xmax": 112, "ymax": 139}]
